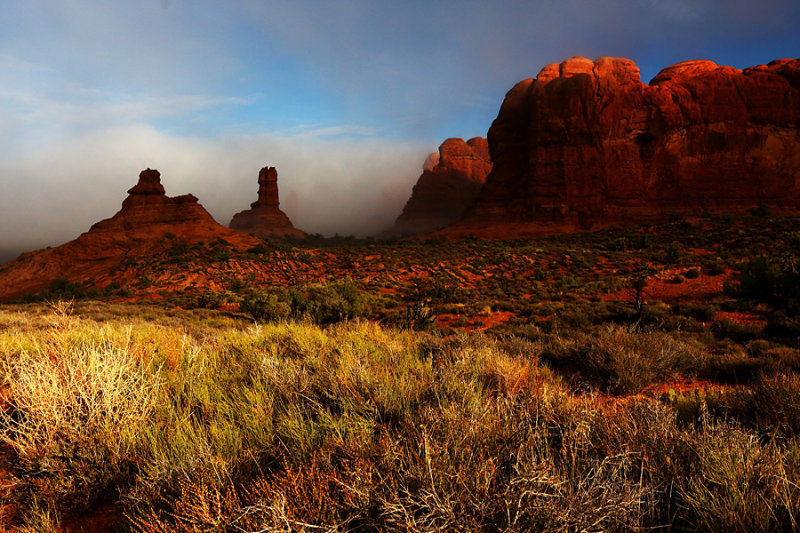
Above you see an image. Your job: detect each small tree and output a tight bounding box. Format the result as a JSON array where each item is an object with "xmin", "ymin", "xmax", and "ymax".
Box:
[{"xmin": 627, "ymin": 266, "xmax": 657, "ymax": 322}]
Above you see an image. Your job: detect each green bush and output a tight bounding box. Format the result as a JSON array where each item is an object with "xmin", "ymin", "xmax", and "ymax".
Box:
[
  {"xmin": 288, "ymin": 281, "xmax": 368, "ymax": 324},
  {"xmin": 240, "ymin": 293, "xmax": 289, "ymax": 323}
]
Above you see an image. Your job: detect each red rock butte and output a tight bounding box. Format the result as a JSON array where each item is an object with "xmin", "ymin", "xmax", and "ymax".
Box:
[
  {"xmin": 387, "ymin": 137, "xmax": 492, "ymax": 236},
  {"xmin": 447, "ymin": 56, "xmax": 800, "ymax": 237},
  {"xmin": 0, "ymin": 169, "xmax": 260, "ymax": 301},
  {"xmin": 90, "ymin": 168, "xmax": 219, "ymax": 233},
  {"xmin": 229, "ymin": 166, "xmax": 306, "ymax": 239}
]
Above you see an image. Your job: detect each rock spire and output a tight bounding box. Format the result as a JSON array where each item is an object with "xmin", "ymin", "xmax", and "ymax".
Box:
[{"xmin": 229, "ymin": 166, "xmax": 306, "ymax": 239}]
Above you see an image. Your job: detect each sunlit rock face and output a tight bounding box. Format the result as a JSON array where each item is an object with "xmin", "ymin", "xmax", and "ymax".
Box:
[
  {"xmin": 387, "ymin": 137, "xmax": 492, "ymax": 236},
  {"xmin": 456, "ymin": 56, "xmax": 800, "ymax": 233},
  {"xmin": 229, "ymin": 166, "xmax": 306, "ymax": 239}
]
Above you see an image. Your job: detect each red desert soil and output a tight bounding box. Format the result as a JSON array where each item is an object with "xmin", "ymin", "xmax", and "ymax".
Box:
[
  {"xmin": 595, "ymin": 378, "xmax": 729, "ymax": 410},
  {"xmin": 436, "ymin": 310, "xmax": 516, "ymax": 331},
  {"xmin": 601, "ymin": 268, "xmax": 733, "ymax": 302}
]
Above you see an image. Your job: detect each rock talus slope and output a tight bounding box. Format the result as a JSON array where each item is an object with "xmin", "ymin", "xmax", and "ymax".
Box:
[{"xmin": 448, "ymin": 56, "xmax": 800, "ymax": 236}]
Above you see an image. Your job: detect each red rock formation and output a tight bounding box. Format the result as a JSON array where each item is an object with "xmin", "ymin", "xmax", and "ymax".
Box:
[
  {"xmin": 448, "ymin": 56, "xmax": 800, "ymax": 237},
  {"xmin": 90, "ymin": 169, "xmax": 218, "ymax": 232},
  {"xmin": 0, "ymin": 169, "xmax": 261, "ymax": 301},
  {"xmin": 229, "ymin": 166, "xmax": 306, "ymax": 239},
  {"xmin": 387, "ymin": 137, "xmax": 492, "ymax": 236}
]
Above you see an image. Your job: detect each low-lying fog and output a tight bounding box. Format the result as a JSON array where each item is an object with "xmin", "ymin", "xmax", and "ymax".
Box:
[{"xmin": 0, "ymin": 125, "xmax": 432, "ymax": 261}]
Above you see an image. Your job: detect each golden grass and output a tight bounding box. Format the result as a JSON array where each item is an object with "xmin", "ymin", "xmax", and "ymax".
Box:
[{"xmin": 0, "ymin": 302, "xmax": 799, "ymax": 531}]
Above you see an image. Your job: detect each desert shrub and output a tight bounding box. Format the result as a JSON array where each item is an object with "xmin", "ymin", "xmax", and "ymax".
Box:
[
  {"xmin": 406, "ymin": 274, "xmax": 465, "ymax": 304},
  {"xmin": 239, "ymin": 281, "xmax": 369, "ymax": 325},
  {"xmin": 288, "ymin": 281, "xmax": 368, "ymax": 324},
  {"xmin": 711, "ymin": 318, "xmax": 763, "ymax": 343},
  {"xmin": 240, "ymin": 292, "xmax": 289, "ymax": 323},
  {"xmin": 684, "ymin": 267, "xmax": 701, "ymax": 279},
  {"xmin": 672, "ymin": 302, "xmax": 719, "ymax": 322},
  {"xmin": 663, "ymin": 242, "xmax": 683, "ymax": 264},
  {"xmin": 533, "ymin": 268, "xmax": 549, "ymax": 281},
  {"xmin": 0, "ymin": 328, "xmax": 159, "ymax": 510},
  {"xmin": 15, "ymin": 279, "xmax": 106, "ymax": 303},
  {"xmin": 541, "ymin": 325, "xmax": 703, "ymax": 394},
  {"xmin": 701, "ymin": 352, "xmax": 774, "ymax": 383},
  {"xmin": 698, "ymin": 374, "xmax": 800, "ymax": 437},
  {"xmin": 166, "ymin": 242, "xmax": 189, "ymax": 263},
  {"xmin": 196, "ymin": 291, "xmax": 223, "ymax": 309},
  {"xmin": 246, "ymin": 243, "xmax": 269, "ymax": 255},
  {"xmin": 680, "ymin": 422, "xmax": 800, "ymax": 532},
  {"xmin": 705, "ymin": 260, "xmax": 726, "ymax": 276},
  {"xmin": 731, "ymin": 254, "xmax": 800, "ymax": 313},
  {"xmin": 604, "ymin": 234, "xmax": 650, "ymax": 251},
  {"xmin": 749, "ymin": 204, "xmax": 772, "ymax": 218}
]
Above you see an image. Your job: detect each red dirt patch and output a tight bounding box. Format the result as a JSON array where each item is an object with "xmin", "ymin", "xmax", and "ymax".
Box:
[
  {"xmin": 715, "ymin": 311, "xmax": 767, "ymax": 327},
  {"xmin": 437, "ymin": 311, "xmax": 515, "ymax": 331},
  {"xmin": 601, "ymin": 268, "xmax": 734, "ymax": 303}
]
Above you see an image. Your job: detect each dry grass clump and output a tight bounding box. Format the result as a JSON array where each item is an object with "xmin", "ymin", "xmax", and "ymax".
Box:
[
  {"xmin": 541, "ymin": 325, "xmax": 705, "ymax": 394},
  {"xmin": 0, "ymin": 321, "xmax": 161, "ymax": 511},
  {"xmin": 681, "ymin": 423, "xmax": 800, "ymax": 532},
  {"xmin": 0, "ymin": 303, "xmax": 799, "ymax": 531}
]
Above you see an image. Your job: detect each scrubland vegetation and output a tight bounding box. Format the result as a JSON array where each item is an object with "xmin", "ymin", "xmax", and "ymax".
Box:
[
  {"xmin": 2, "ymin": 214, "xmax": 800, "ymax": 531},
  {"xmin": 0, "ymin": 298, "xmax": 799, "ymax": 531}
]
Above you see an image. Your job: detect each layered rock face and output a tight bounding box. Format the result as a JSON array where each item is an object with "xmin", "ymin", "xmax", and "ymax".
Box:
[
  {"xmin": 229, "ymin": 167, "xmax": 306, "ymax": 239},
  {"xmin": 388, "ymin": 137, "xmax": 492, "ymax": 236},
  {"xmin": 456, "ymin": 56, "xmax": 800, "ymax": 234}
]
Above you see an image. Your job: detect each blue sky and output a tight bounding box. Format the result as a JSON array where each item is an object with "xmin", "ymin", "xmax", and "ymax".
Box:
[{"xmin": 1, "ymin": 0, "xmax": 799, "ymax": 258}]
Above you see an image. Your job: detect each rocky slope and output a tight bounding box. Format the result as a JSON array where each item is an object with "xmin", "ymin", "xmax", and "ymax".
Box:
[
  {"xmin": 387, "ymin": 137, "xmax": 491, "ymax": 236},
  {"xmin": 447, "ymin": 56, "xmax": 800, "ymax": 236},
  {"xmin": 0, "ymin": 169, "xmax": 260, "ymax": 301},
  {"xmin": 229, "ymin": 166, "xmax": 306, "ymax": 239}
]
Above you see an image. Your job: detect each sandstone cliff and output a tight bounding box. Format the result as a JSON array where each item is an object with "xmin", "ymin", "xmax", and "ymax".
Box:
[
  {"xmin": 229, "ymin": 166, "xmax": 306, "ymax": 239},
  {"xmin": 448, "ymin": 56, "xmax": 800, "ymax": 236},
  {"xmin": 387, "ymin": 137, "xmax": 491, "ymax": 236}
]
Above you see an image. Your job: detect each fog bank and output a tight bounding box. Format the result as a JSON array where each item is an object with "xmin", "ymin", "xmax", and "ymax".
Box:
[{"xmin": 0, "ymin": 125, "xmax": 430, "ymax": 258}]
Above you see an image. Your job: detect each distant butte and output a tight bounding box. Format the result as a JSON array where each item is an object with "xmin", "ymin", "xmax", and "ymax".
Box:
[
  {"xmin": 89, "ymin": 168, "xmax": 219, "ymax": 234},
  {"xmin": 443, "ymin": 56, "xmax": 800, "ymax": 238},
  {"xmin": 0, "ymin": 169, "xmax": 260, "ymax": 301},
  {"xmin": 386, "ymin": 137, "xmax": 491, "ymax": 236},
  {"xmin": 229, "ymin": 166, "xmax": 306, "ymax": 239}
]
